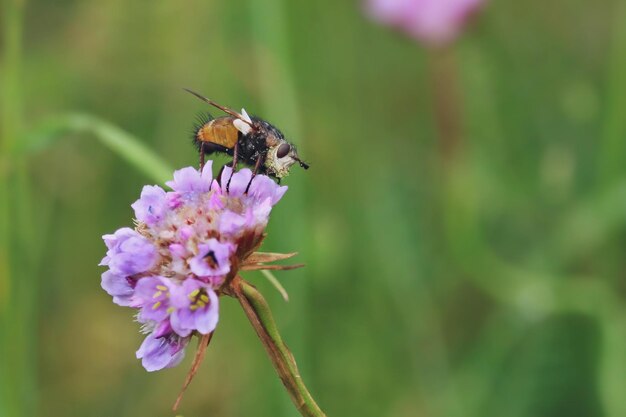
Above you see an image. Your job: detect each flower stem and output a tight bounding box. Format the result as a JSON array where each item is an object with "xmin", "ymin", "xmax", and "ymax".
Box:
[
  {"xmin": 599, "ymin": 1, "xmax": 626, "ymax": 186},
  {"xmin": 428, "ymin": 47, "xmax": 463, "ymax": 167},
  {"xmin": 232, "ymin": 276, "xmax": 327, "ymax": 417},
  {"xmin": 1, "ymin": 1, "xmax": 38, "ymax": 416}
]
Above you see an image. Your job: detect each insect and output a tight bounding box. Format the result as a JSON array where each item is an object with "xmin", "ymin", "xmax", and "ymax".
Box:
[{"xmin": 185, "ymin": 89, "xmax": 309, "ymax": 191}]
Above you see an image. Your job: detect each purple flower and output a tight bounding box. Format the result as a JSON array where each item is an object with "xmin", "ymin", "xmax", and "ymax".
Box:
[
  {"xmin": 100, "ymin": 163, "xmax": 287, "ymax": 371},
  {"xmin": 136, "ymin": 331, "xmax": 189, "ymax": 372},
  {"xmin": 220, "ymin": 166, "xmax": 253, "ymax": 197},
  {"xmin": 366, "ymin": 0, "xmax": 484, "ymax": 46},
  {"xmin": 101, "ymin": 270, "xmax": 134, "ymax": 306},
  {"xmin": 189, "ymin": 239, "xmax": 234, "ymax": 278},
  {"xmin": 207, "ymin": 183, "xmax": 225, "ymax": 210},
  {"xmin": 132, "ymin": 185, "xmax": 168, "ymax": 225},
  {"xmin": 218, "ymin": 210, "xmax": 248, "ymax": 236},
  {"xmin": 169, "ymin": 243, "xmax": 187, "ymax": 258},
  {"xmin": 247, "ymin": 174, "xmax": 288, "ymax": 206},
  {"xmin": 219, "ymin": 167, "xmax": 288, "ymax": 234},
  {"xmin": 170, "ymin": 278, "xmax": 219, "ymax": 337},
  {"xmin": 134, "ymin": 276, "xmax": 174, "ymax": 323},
  {"xmin": 166, "ymin": 162, "xmax": 213, "ymax": 194},
  {"xmin": 178, "ymin": 225, "xmax": 194, "ymax": 242},
  {"xmin": 100, "ymin": 228, "xmax": 157, "ymax": 276},
  {"xmin": 246, "ymin": 199, "xmax": 273, "ymax": 228}
]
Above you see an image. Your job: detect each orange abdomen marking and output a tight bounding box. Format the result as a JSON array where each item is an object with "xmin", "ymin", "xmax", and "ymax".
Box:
[{"xmin": 196, "ymin": 116, "xmax": 239, "ymax": 149}]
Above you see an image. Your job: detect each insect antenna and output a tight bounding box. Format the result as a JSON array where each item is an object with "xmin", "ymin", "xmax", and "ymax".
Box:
[
  {"xmin": 295, "ymin": 157, "xmax": 310, "ymax": 169},
  {"xmin": 183, "ymin": 88, "xmax": 254, "ymax": 128}
]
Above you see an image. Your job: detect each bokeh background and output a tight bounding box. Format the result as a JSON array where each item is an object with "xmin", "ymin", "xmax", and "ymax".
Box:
[{"xmin": 2, "ymin": 0, "xmax": 626, "ymax": 416}]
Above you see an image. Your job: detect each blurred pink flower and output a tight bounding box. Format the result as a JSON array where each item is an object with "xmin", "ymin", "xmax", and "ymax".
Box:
[{"xmin": 366, "ymin": 0, "xmax": 484, "ymax": 46}]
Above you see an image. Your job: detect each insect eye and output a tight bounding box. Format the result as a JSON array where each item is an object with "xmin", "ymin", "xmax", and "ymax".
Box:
[{"xmin": 277, "ymin": 143, "xmax": 291, "ymax": 158}]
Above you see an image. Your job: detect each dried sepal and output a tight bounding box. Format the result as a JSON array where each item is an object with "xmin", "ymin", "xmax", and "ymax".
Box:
[
  {"xmin": 240, "ymin": 263, "xmax": 305, "ymax": 271},
  {"xmin": 245, "ymin": 251, "xmax": 299, "ymax": 264},
  {"xmin": 173, "ymin": 332, "xmax": 214, "ymax": 411},
  {"xmin": 241, "ymin": 251, "xmax": 303, "ymax": 271}
]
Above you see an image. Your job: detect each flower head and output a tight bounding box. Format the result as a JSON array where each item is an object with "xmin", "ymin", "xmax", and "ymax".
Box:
[
  {"xmin": 365, "ymin": 0, "xmax": 484, "ymax": 47},
  {"xmin": 99, "ymin": 163, "xmax": 287, "ymax": 371}
]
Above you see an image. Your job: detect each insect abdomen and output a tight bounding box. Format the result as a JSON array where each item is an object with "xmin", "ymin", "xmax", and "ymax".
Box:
[{"xmin": 195, "ymin": 116, "xmax": 240, "ymax": 151}]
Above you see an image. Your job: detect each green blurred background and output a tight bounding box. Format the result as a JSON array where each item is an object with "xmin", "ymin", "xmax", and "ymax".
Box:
[{"xmin": 2, "ymin": 0, "xmax": 626, "ymax": 416}]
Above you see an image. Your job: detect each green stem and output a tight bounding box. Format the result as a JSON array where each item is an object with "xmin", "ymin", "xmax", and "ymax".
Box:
[
  {"xmin": 20, "ymin": 113, "xmax": 173, "ymax": 183},
  {"xmin": 1, "ymin": 1, "xmax": 36, "ymax": 416},
  {"xmin": 233, "ymin": 277, "xmax": 327, "ymax": 417},
  {"xmin": 429, "ymin": 47, "xmax": 463, "ymax": 167},
  {"xmin": 244, "ymin": 0, "xmax": 312, "ymax": 414},
  {"xmin": 599, "ymin": 1, "xmax": 626, "ymax": 186},
  {"xmin": 0, "ymin": 0, "xmax": 23, "ymax": 308}
]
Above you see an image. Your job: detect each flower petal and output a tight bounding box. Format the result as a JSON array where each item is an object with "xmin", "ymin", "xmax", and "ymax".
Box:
[
  {"xmin": 220, "ymin": 167, "xmax": 252, "ymax": 197},
  {"xmin": 101, "ymin": 270, "xmax": 134, "ymax": 306},
  {"xmin": 189, "ymin": 239, "xmax": 234, "ymax": 278},
  {"xmin": 101, "ymin": 228, "xmax": 158, "ymax": 276},
  {"xmin": 218, "ymin": 210, "xmax": 247, "ymax": 236},
  {"xmin": 136, "ymin": 332, "xmax": 188, "ymax": 372},
  {"xmin": 131, "ymin": 185, "xmax": 168, "ymax": 225},
  {"xmin": 170, "ymin": 280, "xmax": 219, "ymax": 337},
  {"xmin": 166, "ymin": 164, "xmax": 212, "ymax": 194},
  {"xmin": 134, "ymin": 276, "xmax": 175, "ymax": 323},
  {"xmin": 247, "ymin": 175, "xmax": 288, "ymax": 205}
]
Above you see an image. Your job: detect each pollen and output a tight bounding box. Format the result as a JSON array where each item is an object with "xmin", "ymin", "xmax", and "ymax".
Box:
[
  {"xmin": 152, "ymin": 301, "xmax": 162, "ymax": 310},
  {"xmin": 188, "ymin": 289, "xmax": 201, "ymax": 301}
]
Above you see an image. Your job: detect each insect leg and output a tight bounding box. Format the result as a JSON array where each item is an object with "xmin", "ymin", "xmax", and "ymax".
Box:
[
  {"xmin": 226, "ymin": 141, "xmax": 239, "ymax": 193},
  {"xmin": 199, "ymin": 147, "xmax": 205, "ymax": 170},
  {"xmin": 245, "ymin": 154, "xmax": 265, "ymax": 194}
]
